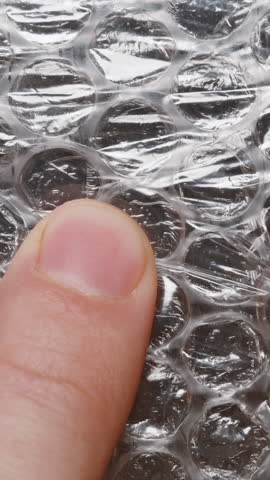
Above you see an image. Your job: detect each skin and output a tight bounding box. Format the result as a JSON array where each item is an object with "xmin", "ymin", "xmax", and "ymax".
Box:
[{"xmin": 0, "ymin": 199, "xmax": 157, "ymax": 480}]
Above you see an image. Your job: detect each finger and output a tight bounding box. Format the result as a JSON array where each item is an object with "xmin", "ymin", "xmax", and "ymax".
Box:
[{"xmin": 0, "ymin": 200, "xmax": 157, "ymax": 480}]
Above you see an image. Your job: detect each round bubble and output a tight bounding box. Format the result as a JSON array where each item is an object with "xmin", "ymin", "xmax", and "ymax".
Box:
[
  {"xmin": 6, "ymin": 0, "xmax": 92, "ymax": 45},
  {"xmin": 10, "ymin": 59, "xmax": 95, "ymax": 136},
  {"xmin": 111, "ymin": 188, "xmax": 184, "ymax": 259},
  {"xmin": 20, "ymin": 148, "xmax": 100, "ymax": 211},
  {"xmin": 192, "ymin": 403, "xmax": 269, "ymax": 479},
  {"xmin": 173, "ymin": 54, "xmax": 254, "ymax": 130},
  {"xmin": 89, "ymin": 10, "xmax": 175, "ymax": 86},
  {"xmin": 184, "ymin": 316, "xmax": 265, "ymax": 391},
  {"xmin": 168, "ymin": 0, "xmax": 253, "ymax": 39},
  {"xmin": 96, "ymin": 99, "xmax": 177, "ymax": 177}
]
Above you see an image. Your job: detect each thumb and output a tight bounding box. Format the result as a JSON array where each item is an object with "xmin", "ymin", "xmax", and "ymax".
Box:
[{"xmin": 0, "ymin": 200, "xmax": 157, "ymax": 480}]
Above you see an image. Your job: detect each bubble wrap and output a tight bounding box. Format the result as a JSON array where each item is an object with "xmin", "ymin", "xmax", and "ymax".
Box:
[{"xmin": 1, "ymin": 1, "xmax": 270, "ymax": 479}]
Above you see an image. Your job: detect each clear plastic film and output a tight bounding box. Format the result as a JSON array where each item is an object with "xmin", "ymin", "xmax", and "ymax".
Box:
[{"xmin": 0, "ymin": 1, "xmax": 270, "ymax": 479}]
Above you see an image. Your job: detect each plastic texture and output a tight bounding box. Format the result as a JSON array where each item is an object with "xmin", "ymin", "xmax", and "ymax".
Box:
[{"xmin": 0, "ymin": 1, "xmax": 270, "ymax": 479}]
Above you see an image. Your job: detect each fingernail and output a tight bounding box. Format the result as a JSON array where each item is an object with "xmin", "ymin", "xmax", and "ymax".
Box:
[{"xmin": 38, "ymin": 202, "xmax": 147, "ymax": 297}]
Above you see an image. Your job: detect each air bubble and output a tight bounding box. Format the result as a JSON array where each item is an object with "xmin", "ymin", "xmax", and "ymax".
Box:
[
  {"xmin": 95, "ymin": 100, "xmax": 177, "ymax": 177},
  {"xmin": 251, "ymin": 11, "xmax": 270, "ymax": 68},
  {"xmin": 111, "ymin": 188, "xmax": 184, "ymax": 258},
  {"xmin": 150, "ymin": 275, "xmax": 189, "ymax": 349},
  {"xmin": 177, "ymin": 143, "xmax": 258, "ymax": 222},
  {"xmin": 89, "ymin": 10, "xmax": 175, "ymax": 86},
  {"xmin": 0, "ymin": 30, "xmax": 12, "ymax": 75},
  {"xmin": 0, "ymin": 117, "xmax": 16, "ymax": 168},
  {"xmin": 255, "ymin": 108, "xmax": 270, "ymax": 159},
  {"xmin": 183, "ymin": 316, "xmax": 265, "ymax": 391},
  {"xmin": 9, "ymin": 59, "xmax": 95, "ymax": 136},
  {"xmin": 126, "ymin": 361, "xmax": 189, "ymax": 439},
  {"xmin": 6, "ymin": 0, "xmax": 92, "ymax": 46},
  {"xmin": 115, "ymin": 453, "xmax": 188, "ymax": 480},
  {"xmin": 185, "ymin": 232, "xmax": 260, "ymax": 304},
  {"xmin": 20, "ymin": 148, "xmax": 100, "ymax": 211},
  {"xmin": 192, "ymin": 403, "xmax": 269, "ymax": 479},
  {"xmin": 168, "ymin": 0, "xmax": 252, "ymax": 39},
  {"xmin": 173, "ymin": 55, "xmax": 254, "ymax": 130},
  {"xmin": 0, "ymin": 204, "xmax": 21, "ymax": 266},
  {"xmin": 259, "ymin": 197, "xmax": 270, "ymax": 242}
]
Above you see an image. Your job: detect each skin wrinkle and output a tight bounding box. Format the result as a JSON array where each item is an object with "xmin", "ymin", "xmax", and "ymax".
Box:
[
  {"xmin": 0, "ymin": 279, "xmax": 131, "ymax": 353},
  {"xmin": 1, "ymin": 271, "xmax": 154, "ymax": 352},
  {"xmin": 0, "ymin": 289, "xmax": 147, "ymax": 433},
  {"xmin": 0, "ymin": 332, "xmax": 124, "ymax": 421},
  {"xmin": 0, "ymin": 309, "xmax": 127, "ymax": 437},
  {"xmin": 0, "ymin": 360, "xmax": 124, "ymax": 479},
  {"xmin": 0, "ymin": 281, "xmax": 154, "ymax": 418},
  {"xmin": 0, "ymin": 354, "xmax": 111, "ymax": 439},
  {"xmin": 0, "ymin": 392, "xmax": 93, "ymax": 480}
]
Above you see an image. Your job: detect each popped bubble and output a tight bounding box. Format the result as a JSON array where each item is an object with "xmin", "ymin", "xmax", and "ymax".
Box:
[
  {"xmin": 192, "ymin": 403, "xmax": 270, "ymax": 479},
  {"xmin": 183, "ymin": 316, "xmax": 265, "ymax": 391},
  {"xmin": 115, "ymin": 453, "xmax": 188, "ymax": 480},
  {"xmin": 150, "ymin": 275, "xmax": 189, "ymax": 350},
  {"xmin": 126, "ymin": 361, "xmax": 190, "ymax": 439}
]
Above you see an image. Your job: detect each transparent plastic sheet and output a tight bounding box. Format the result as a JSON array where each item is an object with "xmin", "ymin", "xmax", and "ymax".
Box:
[{"xmin": 0, "ymin": 0, "xmax": 270, "ymax": 479}]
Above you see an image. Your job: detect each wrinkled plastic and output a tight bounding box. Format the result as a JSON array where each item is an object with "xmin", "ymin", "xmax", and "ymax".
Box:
[{"xmin": 0, "ymin": 1, "xmax": 270, "ymax": 479}]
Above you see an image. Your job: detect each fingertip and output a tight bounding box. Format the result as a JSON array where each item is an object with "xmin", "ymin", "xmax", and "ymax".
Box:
[{"xmin": 0, "ymin": 199, "xmax": 157, "ymax": 480}]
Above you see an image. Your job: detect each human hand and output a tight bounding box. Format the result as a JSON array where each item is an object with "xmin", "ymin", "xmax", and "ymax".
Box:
[{"xmin": 0, "ymin": 200, "xmax": 157, "ymax": 480}]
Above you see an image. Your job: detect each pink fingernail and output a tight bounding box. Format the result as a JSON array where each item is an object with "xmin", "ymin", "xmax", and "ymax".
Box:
[{"xmin": 39, "ymin": 202, "xmax": 146, "ymax": 297}]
